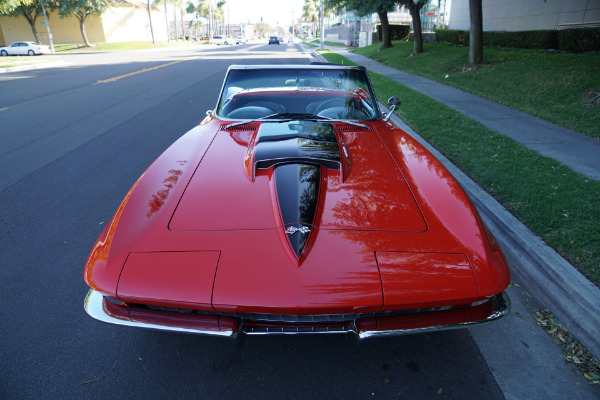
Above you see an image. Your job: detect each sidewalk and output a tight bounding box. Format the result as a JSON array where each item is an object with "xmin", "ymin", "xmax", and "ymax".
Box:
[
  {"xmin": 320, "ymin": 46, "xmax": 600, "ymax": 181},
  {"xmin": 309, "ymin": 45, "xmax": 600, "ymax": 363}
]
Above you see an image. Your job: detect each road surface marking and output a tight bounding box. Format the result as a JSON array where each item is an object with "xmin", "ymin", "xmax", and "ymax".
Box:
[{"xmin": 97, "ymin": 57, "xmax": 200, "ymax": 84}]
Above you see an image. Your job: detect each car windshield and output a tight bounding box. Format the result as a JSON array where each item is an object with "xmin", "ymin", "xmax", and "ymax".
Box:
[{"xmin": 216, "ymin": 67, "xmax": 380, "ymax": 122}]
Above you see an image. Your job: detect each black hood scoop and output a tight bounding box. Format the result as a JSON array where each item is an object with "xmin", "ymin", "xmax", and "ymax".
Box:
[
  {"xmin": 254, "ymin": 121, "xmax": 341, "ymax": 171},
  {"xmin": 253, "ymin": 121, "xmax": 340, "ymax": 262}
]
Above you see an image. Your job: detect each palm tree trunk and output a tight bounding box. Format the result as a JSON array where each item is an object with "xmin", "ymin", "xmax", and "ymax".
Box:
[
  {"xmin": 164, "ymin": 2, "xmax": 169, "ymax": 42},
  {"xmin": 147, "ymin": 0, "xmax": 155, "ymax": 43}
]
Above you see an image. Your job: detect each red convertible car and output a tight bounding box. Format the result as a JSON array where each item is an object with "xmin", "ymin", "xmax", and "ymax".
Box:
[{"xmin": 84, "ymin": 64, "xmax": 510, "ymax": 337}]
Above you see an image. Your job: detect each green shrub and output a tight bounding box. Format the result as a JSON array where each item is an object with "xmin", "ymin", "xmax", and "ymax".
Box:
[
  {"xmin": 435, "ymin": 29, "xmax": 468, "ymax": 45},
  {"xmin": 377, "ymin": 24, "xmax": 411, "ymax": 41},
  {"xmin": 436, "ymin": 27, "xmax": 600, "ymax": 52},
  {"xmin": 483, "ymin": 30, "xmax": 558, "ymax": 49},
  {"xmin": 558, "ymin": 27, "xmax": 600, "ymax": 53},
  {"xmin": 435, "ymin": 29, "xmax": 466, "ymax": 45}
]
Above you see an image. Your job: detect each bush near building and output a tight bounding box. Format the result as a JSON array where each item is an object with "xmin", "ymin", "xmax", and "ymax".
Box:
[
  {"xmin": 435, "ymin": 27, "xmax": 600, "ymax": 53},
  {"xmin": 376, "ymin": 24, "xmax": 411, "ymax": 42}
]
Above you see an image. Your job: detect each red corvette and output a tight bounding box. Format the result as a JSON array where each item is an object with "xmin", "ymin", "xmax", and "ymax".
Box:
[{"xmin": 84, "ymin": 65, "xmax": 510, "ymax": 337}]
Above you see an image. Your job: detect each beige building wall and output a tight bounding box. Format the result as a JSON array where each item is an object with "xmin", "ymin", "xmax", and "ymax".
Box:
[
  {"xmin": 102, "ymin": 6, "xmax": 167, "ymax": 42},
  {"xmin": 0, "ymin": 5, "xmax": 167, "ymax": 46},
  {"xmin": 50, "ymin": 13, "xmax": 106, "ymax": 44},
  {"xmin": 449, "ymin": 0, "xmax": 600, "ymax": 31}
]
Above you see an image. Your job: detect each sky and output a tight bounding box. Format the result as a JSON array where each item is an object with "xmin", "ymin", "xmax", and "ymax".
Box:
[{"xmin": 224, "ymin": 0, "xmax": 306, "ymax": 27}]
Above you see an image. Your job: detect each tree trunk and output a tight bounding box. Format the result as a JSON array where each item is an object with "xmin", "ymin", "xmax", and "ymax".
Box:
[
  {"xmin": 180, "ymin": 7, "xmax": 185, "ymax": 40},
  {"xmin": 78, "ymin": 13, "xmax": 90, "ymax": 47},
  {"xmin": 406, "ymin": 1, "xmax": 424, "ymax": 54},
  {"xmin": 164, "ymin": 2, "xmax": 169, "ymax": 42},
  {"xmin": 147, "ymin": 0, "xmax": 155, "ymax": 43},
  {"xmin": 377, "ymin": 7, "xmax": 392, "ymax": 50},
  {"xmin": 174, "ymin": 7, "xmax": 178, "ymax": 40},
  {"xmin": 19, "ymin": 6, "xmax": 40, "ymax": 43},
  {"xmin": 468, "ymin": 0, "xmax": 483, "ymax": 65}
]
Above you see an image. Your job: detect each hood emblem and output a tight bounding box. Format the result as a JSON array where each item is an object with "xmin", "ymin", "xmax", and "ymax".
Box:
[{"xmin": 286, "ymin": 226, "xmax": 311, "ymax": 235}]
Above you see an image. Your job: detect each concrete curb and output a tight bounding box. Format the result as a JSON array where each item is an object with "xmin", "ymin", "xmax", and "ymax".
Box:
[
  {"xmin": 310, "ymin": 46, "xmax": 600, "ymax": 358},
  {"xmin": 387, "ymin": 110, "xmax": 600, "ymax": 360},
  {"xmin": 0, "ymin": 59, "xmax": 68, "ymax": 73}
]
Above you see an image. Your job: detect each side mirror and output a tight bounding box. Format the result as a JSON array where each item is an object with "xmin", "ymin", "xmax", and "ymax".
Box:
[{"xmin": 383, "ymin": 96, "xmax": 400, "ymax": 122}]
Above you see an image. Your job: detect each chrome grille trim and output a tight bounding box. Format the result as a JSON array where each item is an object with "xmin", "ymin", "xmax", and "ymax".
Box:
[
  {"xmin": 244, "ymin": 325, "xmax": 352, "ymax": 335},
  {"xmin": 146, "ymin": 306, "xmax": 454, "ymax": 323}
]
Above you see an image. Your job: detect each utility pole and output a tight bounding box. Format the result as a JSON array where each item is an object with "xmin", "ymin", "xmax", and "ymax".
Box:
[
  {"xmin": 39, "ymin": 0, "xmax": 54, "ymax": 54},
  {"xmin": 208, "ymin": 0, "xmax": 213, "ymax": 41},
  {"xmin": 320, "ymin": 0, "xmax": 324, "ymax": 50}
]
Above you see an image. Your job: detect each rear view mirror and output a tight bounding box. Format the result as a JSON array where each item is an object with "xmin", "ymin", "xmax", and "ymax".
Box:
[{"xmin": 383, "ymin": 96, "xmax": 400, "ymax": 122}]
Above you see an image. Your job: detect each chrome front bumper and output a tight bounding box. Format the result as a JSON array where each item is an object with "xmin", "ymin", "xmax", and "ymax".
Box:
[{"xmin": 84, "ymin": 289, "xmax": 510, "ymax": 338}]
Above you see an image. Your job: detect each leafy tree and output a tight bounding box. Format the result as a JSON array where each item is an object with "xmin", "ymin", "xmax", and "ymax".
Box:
[
  {"xmin": 254, "ymin": 21, "xmax": 272, "ymax": 38},
  {"xmin": 189, "ymin": 0, "xmax": 225, "ymax": 36},
  {"xmin": 58, "ymin": 0, "xmax": 115, "ymax": 47},
  {"xmin": 326, "ymin": 0, "xmax": 428, "ymax": 53},
  {"xmin": 302, "ymin": 0, "xmax": 318, "ymax": 38},
  {"xmin": 325, "ymin": 0, "xmax": 397, "ymax": 50},
  {"xmin": 0, "ymin": 0, "xmax": 52, "ymax": 43},
  {"xmin": 152, "ymin": 0, "xmax": 170, "ymax": 41},
  {"xmin": 0, "ymin": 0, "xmax": 30, "ymax": 14},
  {"xmin": 154, "ymin": 0, "xmax": 179, "ymax": 40}
]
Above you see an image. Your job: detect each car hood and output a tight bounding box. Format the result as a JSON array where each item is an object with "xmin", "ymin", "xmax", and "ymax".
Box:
[{"xmin": 169, "ymin": 121, "xmax": 427, "ymax": 236}]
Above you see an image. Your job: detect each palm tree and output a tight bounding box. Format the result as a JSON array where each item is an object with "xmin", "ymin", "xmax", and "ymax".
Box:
[
  {"xmin": 302, "ymin": 0, "xmax": 318, "ymax": 39},
  {"xmin": 153, "ymin": 0, "xmax": 170, "ymax": 41}
]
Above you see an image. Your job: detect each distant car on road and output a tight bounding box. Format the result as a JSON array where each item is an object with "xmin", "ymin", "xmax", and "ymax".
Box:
[
  {"xmin": 212, "ymin": 36, "xmax": 233, "ymax": 45},
  {"xmin": 268, "ymin": 36, "xmax": 280, "ymax": 45},
  {"xmin": 286, "ymin": 36, "xmax": 294, "ymax": 43},
  {"xmin": 236, "ymin": 36, "xmax": 248, "ymax": 44},
  {"xmin": 0, "ymin": 41, "xmax": 50, "ymax": 56}
]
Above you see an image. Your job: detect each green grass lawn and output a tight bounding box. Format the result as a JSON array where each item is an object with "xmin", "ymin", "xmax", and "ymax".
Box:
[
  {"xmin": 0, "ymin": 56, "xmax": 53, "ymax": 68},
  {"xmin": 353, "ymin": 41, "xmax": 600, "ymax": 139},
  {"xmin": 53, "ymin": 40, "xmax": 204, "ymax": 53},
  {"xmin": 318, "ymin": 49, "xmax": 600, "ymax": 287}
]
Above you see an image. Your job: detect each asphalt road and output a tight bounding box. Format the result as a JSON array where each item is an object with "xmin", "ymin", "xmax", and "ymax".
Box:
[{"xmin": 0, "ymin": 43, "xmax": 594, "ymax": 399}]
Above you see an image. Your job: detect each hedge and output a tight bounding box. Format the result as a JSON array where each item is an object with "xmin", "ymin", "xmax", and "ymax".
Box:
[
  {"xmin": 558, "ymin": 28, "xmax": 600, "ymax": 53},
  {"xmin": 376, "ymin": 24, "xmax": 411, "ymax": 42},
  {"xmin": 435, "ymin": 28, "xmax": 600, "ymax": 53}
]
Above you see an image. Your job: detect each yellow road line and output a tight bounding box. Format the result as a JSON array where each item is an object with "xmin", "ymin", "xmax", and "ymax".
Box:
[
  {"xmin": 0, "ymin": 107, "xmax": 7, "ymax": 111},
  {"xmin": 97, "ymin": 57, "xmax": 200, "ymax": 84}
]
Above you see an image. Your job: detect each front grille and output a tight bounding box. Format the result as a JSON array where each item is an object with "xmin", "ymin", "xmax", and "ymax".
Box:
[
  {"xmin": 144, "ymin": 305, "xmax": 455, "ymax": 323},
  {"xmin": 244, "ymin": 325, "xmax": 352, "ymax": 334}
]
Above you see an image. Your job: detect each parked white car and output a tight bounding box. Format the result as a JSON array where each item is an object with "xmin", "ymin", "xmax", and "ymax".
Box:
[
  {"xmin": 236, "ymin": 36, "xmax": 248, "ymax": 44},
  {"xmin": 211, "ymin": 36, "xmax": 233, "ymax": 45},
  {"xmin": 0, "ymin": 41, "xmax": 50, "ymax": 56}
]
